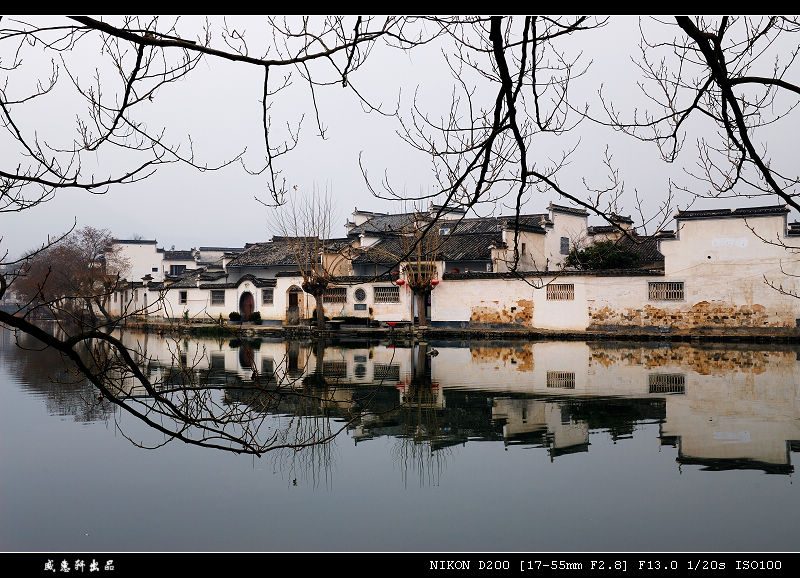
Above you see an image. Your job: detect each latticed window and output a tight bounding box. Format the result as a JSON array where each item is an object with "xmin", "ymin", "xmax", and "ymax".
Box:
[
  {"xmin": 374, "ymin": 363, "xmax": 400, "ymax": 381},
  {"xmin": 546, "ymin": 283, "xmax": 575, "ymax": 300},
  {"xmin": 354, "ymin": 288, "xmax": 367, "ymax": 302},
  {"xmin": 210, "ymin": 290, "xmax": 225, "ymax": 305},
  {"xmin": 262, "ymin": 288, "xmax": 274, "ymax": 305},
  {"xmin": 323, "ymin": 287, "xmax": 347, "ymax": 303},
  {"xmin": 546, "ymin": 371, "xmax": 575, "ymax": 389},
  {"xmin": 649, "ymin": 281, "xmax": 684, "ymax": 300},
  {"xmin": 560, "ymin": 236, "xmax": 570, "ymax": 255},
  {"xmin": 374, "ymin": 286, "xmax": 400, "ymax": 303},
  {"xmin": 323, "ymin": 361, "xmax": 347, "ymax": 377},
  {"xmin": 648, "ymin": 373, "xmax": 686, "ymax": 394},
  {"xmin": 179, "ymin": 290, "xmax": 187, "ymax": 304}
]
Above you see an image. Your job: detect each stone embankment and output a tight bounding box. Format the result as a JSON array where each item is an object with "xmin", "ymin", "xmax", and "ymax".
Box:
[{"xmin": 121, "ymin": 319, "xmax": 800, "ymax": 344}]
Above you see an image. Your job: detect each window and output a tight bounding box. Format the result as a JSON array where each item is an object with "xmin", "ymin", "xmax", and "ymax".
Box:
[
  {"xmin": 152, "ymin": 267, "xmax": 158, "ymax": 272},
  {"xmin": 354, "ymin": 288, "xmax": 367, "ymax": 302},
  {"xmin": 114, "ymin": 292, "xmax": 117, "ymax": 303},
  {"xmin": 170, "ymin": 264, "xmax": 186, "ymax": 276},
  {"xmin": 210, "ymin": 290, "xmax": 225, "ymax": 306},
  {"xmin": 648, "ymin": 373, "xmax": 686, "ymax": 394},
  {"xmin": 134, "ymin": 289, "xmax": 138, "ymax": 302},
  {"xmin": 439, "ymin": 227, "xmax": 450, "ymax": 235},
  {"xmin": 262, "ymin": 288, "xmax": 274, "ymax": 305},
  {"xmin": 560, "ymin": 236, "xmax": 570, "ymax": 255},
  {"xmin": 374, "ymin": 363, "xmax": 400, "ymax": 381},
  {"xmin": 546, "ymin": 283, "xmax": 575, "ymax": 300},
  {"xmin": 179, "ymin": 290, "xmax": 187, "ymax": 304},
  {"xmin": 374, "ymin": 286, "xmax": 400, "ymax": 303},
  {"xmin": 649, "ymin": 281, "xmax": 684, "ymax": 301},
  {"xmin": 261, "ymin": 358, "xmax": 274, "ymax": 378},
  {"xmin": 323, "ymin": 287, "xmax": 347, "ymax": 303},
  {"xmin": 547, "ymin": 371, "xmax": 575, "ymax": 389},
  {"xmin": 210, "ymin": 353, "xmax": 225, "ymax": 370},
  {"xmin": 323, "ymin": 361, "xmax": 347, "ymax": 377},
  {"xmin": 521, "ymin": 242, "xmax": 526, "ymax": 255}
]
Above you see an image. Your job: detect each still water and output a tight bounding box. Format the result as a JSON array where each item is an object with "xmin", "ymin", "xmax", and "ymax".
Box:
[{"xmin": 1, "ymin": 326, "xmax": 799, "ymax": 552}]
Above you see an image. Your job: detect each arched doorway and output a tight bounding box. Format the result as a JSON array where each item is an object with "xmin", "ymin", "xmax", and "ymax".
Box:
[
  {"xmin": 239, "ymin": 291, "xmax": 255, "ymax": 321},
  {"xmin": 286, "ymin": 285, "xmax": 303, "ymax": 325}
]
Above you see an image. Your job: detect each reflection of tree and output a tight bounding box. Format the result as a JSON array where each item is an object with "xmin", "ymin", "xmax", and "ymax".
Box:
[
  {"xmin": 1, "ymin": 328, "xmax": 115, "ymax": 423},
  {"xmin": 392, "ymin": 343, "xmax": 451, "ymax": 487}
]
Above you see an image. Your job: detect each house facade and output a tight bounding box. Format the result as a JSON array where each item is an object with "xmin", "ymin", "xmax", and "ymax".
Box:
[{"xmin": 107, "ymin": 203, "xmax": 800, "ymax": 333}]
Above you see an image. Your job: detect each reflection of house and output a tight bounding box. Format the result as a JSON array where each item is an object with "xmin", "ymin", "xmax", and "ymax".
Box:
[{"xmin": 109, "ymin": 329, "xmax": 800, "ymax": 473}]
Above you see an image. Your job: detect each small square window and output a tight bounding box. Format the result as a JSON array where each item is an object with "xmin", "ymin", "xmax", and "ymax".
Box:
[
  {"xmin": 374, "ymin": 286, "xmax": 400, "ymax": 303},
  {"xmin": 649, "ymin": 282, "xmax": 684, "ymax": 301},
  {"xmin": 179, "ymin": 290, "xmax": 188, "ymax": 305},
  {"xmin": 546, "ymin": 283, "xmax": 574, "ymax": 300},
  {"xmin": 210, "ymin": 290, "xmax": 225, "ymax": 306},
  {"xmin": 152, "ymin": 267, "xmax": 158, "ymax": 272},
  {"xmin": 262, "ymin": 288, "xmax": 274, "ymax": 305},
  {"xmin": 323, "ymin": 287, "xmax": 347, "ymax": 303}
]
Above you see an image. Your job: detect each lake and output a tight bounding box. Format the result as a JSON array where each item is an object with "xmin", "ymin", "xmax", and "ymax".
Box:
[{"xmin": 1, "ymin": 326, "xmax": 799, "ymax": 552}]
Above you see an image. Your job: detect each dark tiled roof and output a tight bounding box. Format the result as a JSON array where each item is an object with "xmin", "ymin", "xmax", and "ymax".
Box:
[
  {"xmin": 609, "ymin": 212, "xmax": 634, "ymax": 224},
  {"xmin": 163, "ymin": 250, "xmax": 195, "ymax": 261},
  {"xmin": 347, "ymin": 212, "xmax": 418, "ymax": 236},
  {"xmin": 676, "ymin": 205, "xmax": 789, "ymax": 220},
  {"xmin": 113, "ymin": 239, "xmax": 158, "ymax": 245},
  {"xmin": 199, "ymin": 270, "xmax": 228, "ymax": 281},
  {"xmin": 227, "ymin": 242, "xmax": 297, "ymax": 267},
  {"xmin": 349, "ymin": 211, "xmax": 550, "ymax": 237},
  {"xmin": 549, "ymin": 203, "xmax": 589, "ymax": 216},
  {"xmin": 352, "ymin": 232, "xmax": 503, "ymax": 264},
  {"xmin": 198, "ymin": 246, "xmax": 244, "ymax": 252},
  {"xmin": 587, "ymin": 225, "xmax": 616, "ymax": 235},
  {"xmin": 617, "ymin": 235, "xmax": 664, "ymax": 266},
  {"xmin": 442, "ymin": 268, "xmax": 662, "ymax": 280},
  {"xmin": 165, "ymin": 269, "xmax": 204, "ymax": 288},
  {"xmin": 199, "ymin": 274, "xmax": 276, "ymax": 289},
  {"xmin": 228, "ymin": 238, "xmax": 352, "ymax": 268},
  {"xmin": 438, "ymin": 214, "xmax": 548, "ymax": 234}
]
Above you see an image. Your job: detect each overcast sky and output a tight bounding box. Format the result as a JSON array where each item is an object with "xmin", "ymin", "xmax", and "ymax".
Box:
[{"xmin": 2, "ymin": 16, "xmax": 797, "ymax": 260}]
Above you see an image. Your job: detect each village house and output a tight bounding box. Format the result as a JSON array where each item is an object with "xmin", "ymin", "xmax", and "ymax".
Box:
[{"xmin": 106, "ymin": 202, "xmax": 800, "ymax": 334}]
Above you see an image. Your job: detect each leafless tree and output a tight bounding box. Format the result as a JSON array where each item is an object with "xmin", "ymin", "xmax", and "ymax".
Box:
[
  {"xmin": 361, "ymin": 16, "xmax": 633, "ymax": 269},
  {"xmin": 4, "ymin": 15, "xmax": 799, "ymax": 457},
  {"xmin": 269, "ymin": 188, "xmax": 351, "ymax": 330},
  {"xmin": 14, "ymin": 226, "xmax": 129, "ymax": 327},
  {"xmin": 601, "ymin": 16, "xmax": 800, "ymax": 211},
  {"xmin": 1, "ymin": 15, "xmax": 416, "ymax": 454}
]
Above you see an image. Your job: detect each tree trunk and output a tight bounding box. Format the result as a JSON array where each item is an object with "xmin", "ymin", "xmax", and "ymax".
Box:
[
  {"xmin": 315, "ymin": 289, "xmax": 325, "ymax": 331},
  {"xmin": 416, "ymin": 291, "xmax": 428, "ymax": 327}
]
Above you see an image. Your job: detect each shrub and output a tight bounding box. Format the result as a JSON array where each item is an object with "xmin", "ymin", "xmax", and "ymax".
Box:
[
  {"xmin": 228, "ymin": 311, "xmax": 241, "ymax": 321},
  {"xmin": 565, "ymin": 241, "xmax": 640, "ymax": 270},
  {"xmin": 248, "ymin": 311, "xmax": 262, "ymax": 325}
]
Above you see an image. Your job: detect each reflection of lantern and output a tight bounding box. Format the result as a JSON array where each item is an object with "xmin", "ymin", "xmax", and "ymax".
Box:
[
  {"xmin": 391, "ymin": 270, "xmax": 400, "ymax": 276},
  {"xmin": 430, "ymin": 279, "xmax": 439, "ymax": 287},
  {"xmin": 395, "ymin": 279, "xmax": 405, "ymax": 286}
]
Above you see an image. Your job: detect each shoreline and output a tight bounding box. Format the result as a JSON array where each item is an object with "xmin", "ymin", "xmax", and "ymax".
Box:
[{"xmin": 120, "ymin": 319, "xmax": 800, "ymax": 344}]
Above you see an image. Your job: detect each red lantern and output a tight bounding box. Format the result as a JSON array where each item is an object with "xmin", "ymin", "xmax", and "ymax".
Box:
[
  {"xmin": 430, "ymin": 279, "xmax": 439, "ymax": 287},
  {"xmin": 395, "ymin": 279, "xmax": 405, "ymax": 286}
]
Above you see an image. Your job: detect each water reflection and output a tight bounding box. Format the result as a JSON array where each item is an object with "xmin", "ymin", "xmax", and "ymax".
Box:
[{"xmin": 3, "ymin": 327, "xmax": 800, "ymax": 476}]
